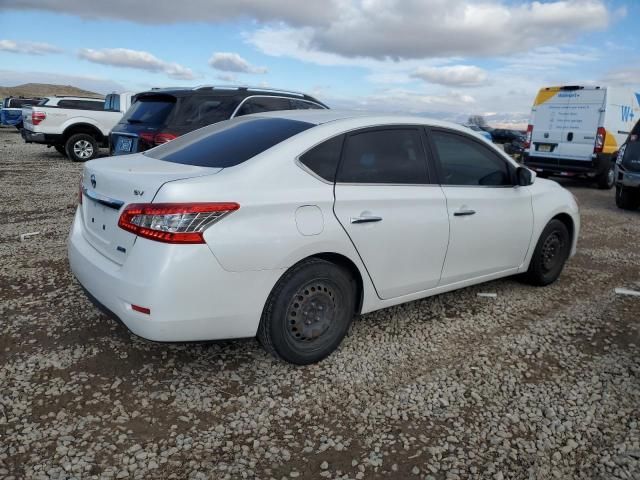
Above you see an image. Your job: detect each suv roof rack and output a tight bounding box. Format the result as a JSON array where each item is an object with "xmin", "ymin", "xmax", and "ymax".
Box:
[
  {"xmin": 193, "ymin": 84, "xmax": 310, "ymax": 100},
  {"xmin": 51, "ymin": 95, "xmax": 104, "ymax": 99}
]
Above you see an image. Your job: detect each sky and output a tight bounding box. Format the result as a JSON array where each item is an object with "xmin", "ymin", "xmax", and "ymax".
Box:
[{"xmin": 0, "ymin": 0, "xmax": 638, "ymax": 127}]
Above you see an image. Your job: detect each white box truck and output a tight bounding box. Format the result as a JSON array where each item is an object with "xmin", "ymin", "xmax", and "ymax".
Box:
[{"xmin": 523, "ymin": 85, "xmax": 640, "ymax": 188}]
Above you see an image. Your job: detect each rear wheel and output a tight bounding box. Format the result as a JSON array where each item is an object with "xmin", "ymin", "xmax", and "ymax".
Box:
[
  {"xmin": 66, "ymin": 133, "xmax": 98, "ymax": 162},
  {"xmin": 524, "ymin": 219, "xmax": 571, "ymax": 286},
  {"xmin": 258, "ymin": 258, "xmax": 356, "ymax": 365},
  {"xmin": 596, "ymin": 162, "xmax": 615, "ymax": 189},
  {"xmin": 615, "ymin": 185, "xmax": 640, "ymax": 210}
]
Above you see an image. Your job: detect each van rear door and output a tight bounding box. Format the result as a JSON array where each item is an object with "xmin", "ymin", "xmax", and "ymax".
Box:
[
  {"xmin": 561, "ymin": 88, "xmax": 605, "ymax": 161},
  {"xmin": 530, "ymin": 89, "xmax": 572, "ymax": 163}
]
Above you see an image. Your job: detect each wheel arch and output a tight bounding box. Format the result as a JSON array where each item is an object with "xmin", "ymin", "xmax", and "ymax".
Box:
[
  {"xmin": 63, "ymin": 123, "xmax": 104, "ymax": 143},
  {"xmin": 551, "ymin": 212, "xmax": 575, "ymax": 244}
]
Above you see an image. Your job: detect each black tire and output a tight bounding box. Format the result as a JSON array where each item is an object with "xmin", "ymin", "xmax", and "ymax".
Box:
[
  {"xmin": 615, "ymin": 185, "xmax": 640, "ymax": 210},
  {"xmin": 65, "ymin": 133, "xmax": 98, "ymax": 162},
  {"xmin": 257, "ymin": 258, "xmax": 356, "ymax": 365},
  {"xmin": 596, "ymin": 162, "xmax": 615, "ymax": 189},
  {"xmin": 54, "ymin": 145, "xmax": 67, "ymax": 157},
  {"xmin": 524, "ymin": 219, "xmax": 571, "ymax": 286}
]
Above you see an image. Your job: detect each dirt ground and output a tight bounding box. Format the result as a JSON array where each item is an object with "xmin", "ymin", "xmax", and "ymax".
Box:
[{"xmin": 1, "ymin": 126, "xmax": 639, "ymax": 480}]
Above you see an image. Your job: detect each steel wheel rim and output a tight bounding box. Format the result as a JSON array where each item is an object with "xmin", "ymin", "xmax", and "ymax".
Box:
[
  {"xmin": 541, "ymin": 230, "xmax": 564, "ymax": 272},
  {"xmin": 73, "ymin": 140, "xmax": 94, "ymax": 159},
  {"xmin": 286, "ymin": 281, "xmax": 337, "ymax": 343}
]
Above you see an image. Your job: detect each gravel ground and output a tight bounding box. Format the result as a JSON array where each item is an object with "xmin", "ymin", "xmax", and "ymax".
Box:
[{"xmin": 1, "ymin": 126, "xmax": 639, "ymax": 480}]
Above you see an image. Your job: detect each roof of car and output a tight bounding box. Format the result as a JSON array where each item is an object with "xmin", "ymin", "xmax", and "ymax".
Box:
[
  {"xmin": 252, "ymin": 109, "xmax": 473, "ymax": 132},
  {"xmin": 136, "ymin": 85, "xmax": 326, "ymax": 105}
]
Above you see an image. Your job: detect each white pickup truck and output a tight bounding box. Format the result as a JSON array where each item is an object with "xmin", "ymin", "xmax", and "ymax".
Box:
[{"xmin": 22, "ymin": 92, "xmax": 136, "ymax": 162}]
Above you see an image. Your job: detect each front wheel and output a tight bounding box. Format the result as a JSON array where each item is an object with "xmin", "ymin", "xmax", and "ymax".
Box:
[
  {"xmin": 615, "ymin": 185, "xmax": 640, "ymax": 210},
  {"xmin": 258, "ymin": 258, "xmax": 356, "ymax": 365},
  {"xmin": 524, "ymin": 219, "xmax": 571, "ymax": 286},
  {"xmin": 65, "ymin": 133, "xmax": 98, "ymax": 162},
  {"xmin": 596, "ymin": 162, "xmax": 615, "ymax": 189}
]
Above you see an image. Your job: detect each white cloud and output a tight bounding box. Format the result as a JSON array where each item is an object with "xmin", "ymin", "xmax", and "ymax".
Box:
[
  {"xmin": 0, "ymin": 39, "xmax": 62, "ymax": 55},
  {"xmin": 216, "ymin": 73, "xmax": 238, "ymax": 83},
  {"xmin": 77, "ymin": 48, "xmax": 195, "ymax": 80},
  {"xmin": 0, "ymin": 0, "xmax": 338, "ymax": 26},
  {"xmin": 208, "ymin": 52, "xmax": 267, "ymax": 74},
  {"xmin": 601, "ymin": 67, "xmax": 640, "ymax": 86},
  {"xmin": 411, "ymin": 65, "xmax": 488, "ymax": 87},
  {"xmin": 248, "ymin": 0, "xmax": 612, "ymax": 61}
]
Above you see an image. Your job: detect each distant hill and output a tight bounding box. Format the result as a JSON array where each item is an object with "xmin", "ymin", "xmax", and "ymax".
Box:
[{"xmin": 0, "ymin": 83, "xmax": 103, "ymax": 99}]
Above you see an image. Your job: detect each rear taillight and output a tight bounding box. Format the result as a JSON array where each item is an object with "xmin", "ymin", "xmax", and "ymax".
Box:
[
  {"xmin": 118, "ymin": 202, "xmax": 240, "ymax": 244},
  {"xmin": 32, "ymin": 111, "xmax": 46, "ymax": 125},
  {"xmin": 523, "ymin": 124, "xmax": 533, "ymax": 149},
  {"xmin": 594, "ymin": 127, "xmax": 606, "ymax": 153},
  {"xmin": 154, "ymin": 133, "xmax": 177, "ymax": 145},
  {"xmin": 139, "ymin": 132, "xmax": 178, "ymax": 147}
]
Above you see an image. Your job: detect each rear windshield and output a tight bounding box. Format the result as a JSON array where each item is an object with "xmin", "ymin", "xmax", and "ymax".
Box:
[
  {"xmin": 6, "ymin": 98, "xmax": 40, "ymax": 108},
  {"xmin": 122, "ymin": 95, "xmax": 176, "ymax": 126},
  {"xmin": 146, "ymin": 117, "xmax": 314, "ymax": 168}
]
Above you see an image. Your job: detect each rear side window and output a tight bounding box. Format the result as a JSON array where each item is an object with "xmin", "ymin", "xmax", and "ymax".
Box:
[
  {"xmin": 299, "ymin": 135, "xmax": 344, "ymax": 182},
  {"xmin": 146, "ymin": 117, "xmax": 314, "ymax": 168},
  {"xmin": 431, "ymin": 130, "xmax": 512, "ymax": 186},
  {"xmin": 57, "ymin": 99, "xmax": 104, "ymax": 110},
  {"xmin": 337, "ymin": 128, "xmax": 429, "ymax": 184},
  {"xmin": 173, "ymin": 96, "xmax": 235, "ymax": 127},
  {"xmin": 290, "ymin": 99, "xmax": 324, "ymax": 110},
  {"xmin": 122, "ymin": 95, "xmax": 176, "ymax": 125},
  {"xmin": 236, "ymin": 97, "xmax": 293, "ymax": 116}
]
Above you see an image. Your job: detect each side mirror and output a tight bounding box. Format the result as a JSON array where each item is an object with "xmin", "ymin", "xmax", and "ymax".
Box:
[{"xmin": 516, "ymin": 166, "xmax": 534, "ymax": 186}]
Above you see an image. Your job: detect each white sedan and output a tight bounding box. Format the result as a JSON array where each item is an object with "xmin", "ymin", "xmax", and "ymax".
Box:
[{"xmin": 68, "ymin": 111, "xmax": 580, "ymax": 364}]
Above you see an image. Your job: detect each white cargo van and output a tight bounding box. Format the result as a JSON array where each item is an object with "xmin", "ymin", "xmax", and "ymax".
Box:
[{"xmin": 523, "ymin": 85, "xmax": 640, "ymax": 188}]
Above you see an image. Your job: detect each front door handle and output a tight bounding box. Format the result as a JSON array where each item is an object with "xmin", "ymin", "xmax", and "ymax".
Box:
[
  {"xmin": 350, "ymin": 215, "xmax": 383, "ymax": 224},
  {"xmin": 454, "ymin": 209, "xmax": 476, "ymax": 217}
]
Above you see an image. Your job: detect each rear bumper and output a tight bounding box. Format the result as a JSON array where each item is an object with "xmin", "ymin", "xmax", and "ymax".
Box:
[
  {"xmin": 523, "ymin": 153, "xmax": 613, "ymax": 176},
  {"xmin": 67, "ymin": 209, "xmax": 282, "ymax": 342},
  {"xmin": 21, "ymin": 129, "xmax": 62, "ymax": 145}
]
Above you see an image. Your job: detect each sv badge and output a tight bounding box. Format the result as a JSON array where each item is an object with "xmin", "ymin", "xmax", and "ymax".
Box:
[{"xmin": 133, "ymin": 189, "xmax": 144, "ymax": 196}]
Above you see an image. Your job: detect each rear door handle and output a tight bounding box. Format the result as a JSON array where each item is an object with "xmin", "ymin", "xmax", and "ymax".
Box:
[
  {"xmin": 454, "ymin": 209, "xmax": 476, "ymax": 217},
  {"xmin": 350, "ymin": 215, "xmax": 383, "ymax": 224}
]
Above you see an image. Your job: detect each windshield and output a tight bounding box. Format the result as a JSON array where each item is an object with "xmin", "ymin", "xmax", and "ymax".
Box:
[
  {"xmin": 146, "ymin": 117, "xmax": 314, "ymax": 168},
  {"xmin": 121, "ymin": 95, "xmax": 176, "ymax": 125}
]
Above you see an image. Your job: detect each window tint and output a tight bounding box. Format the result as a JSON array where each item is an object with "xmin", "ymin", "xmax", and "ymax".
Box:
[
  {"xmin": 174, "ymin": 96, "xmax": 234, "ymax": 126},
  {"xmin": 337, "ymin": 129, "xmax": 428, "ymax": 184},
  {"xmin": 299, "ymin": 135, "xmax": 343, "ymax": 182},
  {"xmin": 431, "ymin": 130, "xmax": 512, "ymax": 186},
  {"xmin": 105, "ymin": 94, "xmax": 120, "ymax": 112},
  {"xmin": 121, "ymin": 95, "xmax": 176, "ymax": 125},
  {"xmin": 146, "ymin": 117, "xmax": 314, "ymax": 168},
  {"xmin": 290, "ymin": 99, "xmax": 323, "ymax": 110},
  {"xmin": 7, "ymin": 98, "xmax": 40, "ymax": 108},
  {"xmin": 236, "ymin": 97, "xmax": 293, "ymax": 116},
  {"xmin": 58, "ymin": 99, "xmax": 103, "ymax": 110}
]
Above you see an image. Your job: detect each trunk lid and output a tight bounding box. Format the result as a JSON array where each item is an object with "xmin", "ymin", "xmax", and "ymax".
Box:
[{"xmin": 80, "ymin": 153, "xmax": 221, "ymax": 264}]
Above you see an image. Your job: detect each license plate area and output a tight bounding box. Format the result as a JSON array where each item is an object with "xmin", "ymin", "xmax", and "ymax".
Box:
[
  {"xmin": 116, "ymin": 136, "xmax": 133, "ymax": 153},
  {"xmin": 536, "ymin": 143, "xmax": 554, "ymax": 153},
  {"xmin": 85, "ymin": 198, "xmax": 120, "ymax": 243}
]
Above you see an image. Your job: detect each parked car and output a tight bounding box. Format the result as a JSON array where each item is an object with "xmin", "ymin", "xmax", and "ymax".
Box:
[
  {"xmin": 462, "ymin": 124, "xmax": 493, "ymax": 141},
  {"xmin": 1, "ymin": 96, "xmax": 43, "ymax": 129},
  {"xmin": 109, "ymin": 86, "xmax": 328, "ymax": 156},
  {"xmin": 504, "ymin": 135, "xmax": 527, "ymax": 159},
  {"xmin": 22, "ymin": 93, "xmax": 136, "ymax": 162},
  {"xmin": 491, "ymin": 128, "xmax": 524, "ymax": 144},
  {"xmin": 69, "ymin": 111, "xmax": 580, "ymax": 365},
  {"xmin": 615, "ymin": 119, "xmax": 640, "ymax": 210},
  {"xmin": 523, "ymin": 85, "xmax": 640, "ymax": 189}
]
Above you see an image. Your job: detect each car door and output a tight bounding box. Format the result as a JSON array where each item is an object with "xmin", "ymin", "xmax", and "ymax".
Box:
[
  {"xmin": 427, "ymin": 128, "xmax": 533, "ymax": 285},
  {"xmin": 333, "ymin": 127, "xmax": 450, "ymax": 300}
]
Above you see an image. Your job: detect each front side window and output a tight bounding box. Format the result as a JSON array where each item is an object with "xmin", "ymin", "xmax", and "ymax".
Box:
[
  {"xmin": 337, "ymin": 128, "xmax": 428, "ymax": 184},
  {"xmin": 299, "ymin": 135, "xmax": 344, "ymax": 182},
  {"xmin": 431, "ymin": 130, "xmax": 512, "ymax": 186}
]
